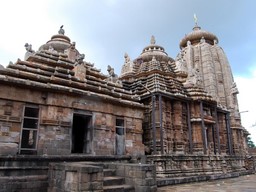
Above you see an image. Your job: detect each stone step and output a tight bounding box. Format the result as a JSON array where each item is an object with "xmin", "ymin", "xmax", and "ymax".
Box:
[
  {"xmin": 0, "ymin": 166, "xmax": 48, "ymax": 176},
  {"xmin": 157, "ymin": 172, "xmax": 251, "ymax": 187},
  {"xmin": 104, "ymin": 169, "xmax": 116, "ymax": 177},
  {"xmin": 103, "ymin": 184, "xmax": 135, "ymax": 192},
  {"xmin": 0, "ymin": 175, "xmax": 48, "ymax": 191},
  {"xmin": 104, "ymin": 176, "xmax": 125, "ymax": 186}
]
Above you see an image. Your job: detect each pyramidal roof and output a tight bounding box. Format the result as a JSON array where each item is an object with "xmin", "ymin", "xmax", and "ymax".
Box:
[{"xmin": 0, "ymin": 27, "xmax": 144, "ymax": 108}]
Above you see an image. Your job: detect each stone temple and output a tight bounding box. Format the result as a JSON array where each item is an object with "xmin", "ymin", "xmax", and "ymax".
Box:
[{"xmin": 0, "ymin": 24, "xmax": 253, "ymax": 192}]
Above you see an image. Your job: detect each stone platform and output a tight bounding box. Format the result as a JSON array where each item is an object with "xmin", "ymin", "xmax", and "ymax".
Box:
[{"xmin": 158, "ymin": 173, "xmax": 256, "ymax": 192}]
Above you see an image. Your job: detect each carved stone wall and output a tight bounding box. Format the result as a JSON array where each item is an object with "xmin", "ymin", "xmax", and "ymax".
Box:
[{"xmin": 0, "ymin": 83, "xmax": 145, "ymax": 156}]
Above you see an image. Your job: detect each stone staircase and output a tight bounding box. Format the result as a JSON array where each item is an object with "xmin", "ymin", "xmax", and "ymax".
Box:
[
  {"xmin": 103, "ymin": 168, "xmax": 135, "ymax": 192},
  {"xmin": 0, "ymin": 157, "xmax": 156, "ymax": 192}
]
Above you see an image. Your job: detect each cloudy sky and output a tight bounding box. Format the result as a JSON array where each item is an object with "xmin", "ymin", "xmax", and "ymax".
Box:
[{"xmin": 0, "ymin": 0, "xmax": 256, "ymax": 142}]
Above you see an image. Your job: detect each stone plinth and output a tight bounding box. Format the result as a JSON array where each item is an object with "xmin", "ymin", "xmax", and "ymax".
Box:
[
  {"xmin": 147, "ymin": 154, "xmax": 246, "ymax": 180},
  {"xmin": 48, "ymin": 162, "xmax": 103, "ymax": 192}
]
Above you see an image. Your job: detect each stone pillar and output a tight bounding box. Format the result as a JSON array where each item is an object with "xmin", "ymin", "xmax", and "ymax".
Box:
[
  {"xmin": 162, "ymin": 99, "xmax": 174, "ymax": 154},
  {"xmin": 215, "ymin": 108, "xmax": 221, "ymax": 154},
  {"xmin": 149, "ymin": 94, "xmax": 166, "ymax": 155},
  {"xmin": 152, "ymin": 94, "xmax": 157, "ymax": 154},
  {"xmin": 218, "ymin": 113, "xmax": 228, "ymax": 154},
  {"xmin": 191, "ymin": 102, "xmax": 204, "ymax": 154},
  {"xmin": 172, "ymin": 101, "xmax": 185, "ymax": 154},
  {"xmin": 232, "ymin": 128, "xmax": 243, "ymax": 154},
  {"xmin": 206, "ymin": 125, "xmax": 215, "ymax": 154},
  {"xmin": 225, "ymin": 113, "xmax": 233, "ymax": 155},
  {"xmin": 187, "ymin": 102, "xmax": 193, "ymax": 153},
  {"xmin": 200, "ymin": 102, "xmax": 207, "ymax": 154},
  {"xmin": 158, "ymin": 95, "xmax": 163, "ymax": 154}
]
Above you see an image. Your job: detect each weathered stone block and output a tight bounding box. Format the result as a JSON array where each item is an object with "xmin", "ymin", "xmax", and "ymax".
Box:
[
  {"xmin": 65, "ymin": 171, "xmax": 78, "ymax": 182},
  {"xmin": 0, "ymin": 142, "xmax": 18, "ymax": 155},
  {"xmin": 90, "ymin": 172, "xmax": 103, "ymax": 181},
  {"xmin": 90, "ymin": 181, "xmax": 103, "ymax": 190}
]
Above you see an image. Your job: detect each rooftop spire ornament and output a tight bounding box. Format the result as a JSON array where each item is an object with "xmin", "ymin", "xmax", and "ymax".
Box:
[
  {"xmin": 193, "ymin": 14, "xmax": 198, "ymax": 26},
  {"xmin": 58, "ymin": 25, "xmax": 65, "ymax": 35},
  {"xmin": 150, "ymin": 35, "xmax": 156, "ymax": 45}
]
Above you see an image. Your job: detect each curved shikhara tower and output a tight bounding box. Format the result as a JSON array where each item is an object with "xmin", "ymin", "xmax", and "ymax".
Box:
[{"xmin": 177, "ymin": 24, "xmax": 246, "ymax": 153}]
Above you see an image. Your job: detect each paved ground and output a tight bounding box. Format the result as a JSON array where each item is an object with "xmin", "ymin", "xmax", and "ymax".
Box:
[{"xmin": 158, "ymin": 174, "xmax": 256, "ymax": 192}]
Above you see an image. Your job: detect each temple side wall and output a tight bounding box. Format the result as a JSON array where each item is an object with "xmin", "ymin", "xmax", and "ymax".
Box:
[{"xmin": 0, "ymin": 84, "xmax": 145, "ymax": 156}]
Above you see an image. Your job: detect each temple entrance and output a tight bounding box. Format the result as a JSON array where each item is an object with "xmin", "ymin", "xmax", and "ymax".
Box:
[{"xmin": 72, "ymin": 114, "xmax": 92, "ymax": 154}]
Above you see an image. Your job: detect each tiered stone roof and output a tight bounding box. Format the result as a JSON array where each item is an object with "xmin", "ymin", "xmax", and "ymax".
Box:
[
  {"xmin": 0, "ymin": 28, "xmax": 218, "ymax": 105},
  {"xmin": 121, "ymin": 36, "xmax": 215, "ymax": 103},
  {"xmin": 0, "ymin": 28, "xmax": 143, "ymax": 108},
  {"xmin": 185, "ymin": 85, "xmax": 216, "ymax": 103}
]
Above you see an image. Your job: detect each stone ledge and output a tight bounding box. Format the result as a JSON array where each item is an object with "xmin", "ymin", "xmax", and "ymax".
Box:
[
  {"xmin": 0, "ymin": 154, "xmax": 132, "ymax": 162},
  {"xmin": 0, "ymin": 175, "xmax": 48, "ymax": 182},
  {"xmin": 157, "ymin": 170, "xmax": 255, "ymax": 187}
]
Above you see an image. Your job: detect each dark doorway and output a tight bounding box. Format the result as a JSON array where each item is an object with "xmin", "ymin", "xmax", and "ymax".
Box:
[{"xmin": 72, "ymin": 114, "xmax": 92, "ymax": 153}]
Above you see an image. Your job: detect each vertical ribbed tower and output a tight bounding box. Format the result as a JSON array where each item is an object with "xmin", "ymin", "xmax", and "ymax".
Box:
[{"xmin": 177, "ymin": 23, "xmax": 246, "ymax": 153}]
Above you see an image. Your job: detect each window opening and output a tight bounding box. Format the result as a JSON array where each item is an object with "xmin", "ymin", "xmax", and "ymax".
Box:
[
  {"xmin": 116, "ymin": 118, "xmax": 125, "ymax": 155},
  {"xmin": 19, "ymin": 106, "xmax": 39, "ymax": 155}
]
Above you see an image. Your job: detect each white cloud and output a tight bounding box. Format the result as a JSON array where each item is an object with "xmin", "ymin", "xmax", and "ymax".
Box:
[
  {"xmin": 0, "ymin": 0, "xmax": 63, "ymax": 66},
  {"xmin": 235, "ymin": 69, "xmax": 256, "ymax": 143}
]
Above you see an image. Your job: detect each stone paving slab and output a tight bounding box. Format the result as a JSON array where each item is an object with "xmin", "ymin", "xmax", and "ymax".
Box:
[{"xmin": 158, "ymin": 174, "xmax": 256, "ymax": 192}]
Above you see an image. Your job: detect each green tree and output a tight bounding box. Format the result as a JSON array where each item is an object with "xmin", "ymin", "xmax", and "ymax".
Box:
[{"xmin": 247, "ymin": 136, "xmax": 255, "ymax": 148}]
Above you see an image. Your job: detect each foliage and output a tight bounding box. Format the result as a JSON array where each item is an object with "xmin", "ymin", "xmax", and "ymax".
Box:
[{"xmin": 247, "ymin": 136, "xmax": 255, "ymax": 148}]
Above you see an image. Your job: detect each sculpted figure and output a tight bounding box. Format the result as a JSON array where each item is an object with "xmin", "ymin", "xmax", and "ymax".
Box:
[
  {"xmin": 70, "ymin": 42, "xmax": 76, "ymax": 50},
  {"xmin": 230, "ymin": 82, "xmax": 239, "ymax": 108},
  {"xmin": 124, "ymin": 52, "xmax": 130, "ymax": 63},
  {"xmin": 107, "ymin": 65, "xmax": 116, "ymax": 78},
  {"xmin": 121, "ymin": 53, "xmax": 134, "ymax": 75},
  {"xmin": 193, "ymin": 68, "xmax": 202, "ymax": 86},
  {"xmin": 48, "ymin": 45, "xmax": 54, "ymax": 52},
  {"xmin": 106, "ymin": 65, "xmax": 121, "ymax": 85},
  {"xmin": 24, "ymin": 43, "xmax": 35, "ymax": 60},
  {"xmin": 176, "ymin": 52, "xmax": 187, "ymax": 72},
  {"xmin": 58, "ymin": 25, "xmax": 65, "ymax": 35},
  {"xmin": 200, "ymin": 36, "xmax": 205, "ymax": 43},
  {"xmin": 230, "ymin": 82, "xmax": 239, "ymax": 95},
  {"xmin": 25, "ymin": 43, "xmax": 35, "ymax": 53},
  {"xmin": 48, "ymin": 45, "xmax": 57, "ymax": 53},
  {"xmin": 65, "ymin": 42, "xmax": 77, "ymax": 61},
  {"xmin": 185, "ymin": 67, "xmax": 202, "ymax": 87},
  {"xmin": 76, "ymin": 53, "xmax": 85, "ymax": 64}
]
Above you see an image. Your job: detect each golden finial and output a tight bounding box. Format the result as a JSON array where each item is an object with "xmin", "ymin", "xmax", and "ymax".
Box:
[{"xmin": 193, "ymin": 14, "xmax": 198, "ymax": 26}]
